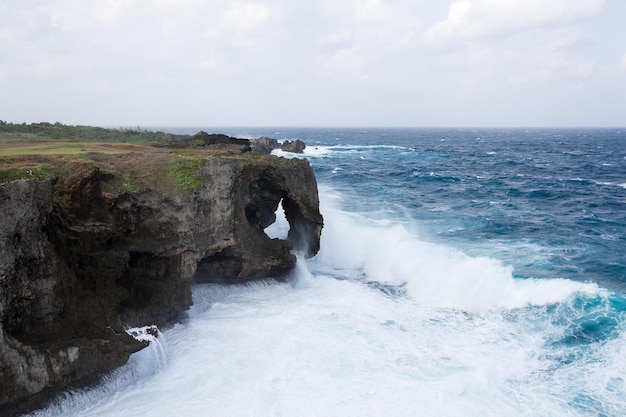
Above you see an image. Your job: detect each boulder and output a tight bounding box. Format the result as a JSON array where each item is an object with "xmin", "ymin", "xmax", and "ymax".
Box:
[
  {"xmin": 281, "ymin": 139, "xmax": 306, "ymax": 153},
  {"xmin": 249, "ymin": 137, "xmax": 280, "ymax": 154}
]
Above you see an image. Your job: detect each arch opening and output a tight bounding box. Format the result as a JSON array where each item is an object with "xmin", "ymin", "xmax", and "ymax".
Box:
[{"xmin": 264, "ymin": 199, "xmax": 289, "ymax": 240}]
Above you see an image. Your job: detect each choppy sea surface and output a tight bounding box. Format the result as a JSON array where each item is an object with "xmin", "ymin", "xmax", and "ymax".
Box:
[{"xmin": 29, "ymin": 128, "xmax": 626, "ymax": 417}]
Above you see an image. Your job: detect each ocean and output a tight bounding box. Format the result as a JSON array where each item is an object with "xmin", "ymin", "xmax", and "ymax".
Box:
[{"xmin": 28, "ymin": 128, "xmax": 626, "ymax": 416}]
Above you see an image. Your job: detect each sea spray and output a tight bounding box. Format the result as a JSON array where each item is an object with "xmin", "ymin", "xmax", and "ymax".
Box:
[
  {"xmin": 311, "ymin": 188, "xmax": 602, "ymax": 312},
  {"xmin": 29, "ymin": 326, "xmax": 167, "ymax": 417},
  {"xmin": 126, "ymin": 325, "xmax": 168, "ymax": 373},
  {"xmin": 27, "ymin": 250, "xmax": 626, "ymax": 417}
]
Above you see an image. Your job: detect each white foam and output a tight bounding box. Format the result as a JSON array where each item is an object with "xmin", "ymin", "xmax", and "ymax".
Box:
[
  {"xmin": 30, "ymin": 265, "xmax": 619, "ymax": 417},
  {"xmin": 302, "ymin": 145, "xmax": 335, "ymax": 158},
  {"xmin": 271, "ymin": 146, "xmax": 334, "ymax": 159},
  {"xmin": 313, "ymin": 189, "xmax": 601, "ymax": 312},
  {"xmin": 126, "ymin": 325, "xmax": 159, "ymax": 343},
  {"xmin": 272, "ymin": 144, "xmax": 411, "ymax": 159}
]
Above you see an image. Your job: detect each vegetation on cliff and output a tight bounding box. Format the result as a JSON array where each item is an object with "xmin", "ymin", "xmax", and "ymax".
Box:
[
  {"xmin": 1, "ymin": 123, "xmax": 265, "ymax": 195},
  {"xmin": 0, "ymin": 121, "xmax": 172, "ymax": 143}
]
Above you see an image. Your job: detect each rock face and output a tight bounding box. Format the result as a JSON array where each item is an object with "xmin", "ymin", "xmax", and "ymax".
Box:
[
  {"xmin": 0, "ymin": 154, "xmax": 322, "ymax": 413},
  {"xmin": 160, "ymin": 131, "xmax": 252, "ymax": 151},
  {"xmin": 280, "ymin": 139, "xmax": 306, "ymax": 153},
  {"xmin": 249, "ymin": 137, "xmax": 306, "ymax": 154},
  {"xmin": 249, "ymin": 137, "xmax": 280, "ymax": 154}
]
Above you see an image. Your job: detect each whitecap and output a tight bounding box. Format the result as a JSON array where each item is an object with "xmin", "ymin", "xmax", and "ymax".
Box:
[{"xmin": 313, "ymin": 190, "xmax": 602, "ymax": 313}]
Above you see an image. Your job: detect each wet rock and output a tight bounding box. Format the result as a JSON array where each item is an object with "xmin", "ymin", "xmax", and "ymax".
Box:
[{"xmin": 281, "ymin": 139, "xmax": 306, "ymax": 153}]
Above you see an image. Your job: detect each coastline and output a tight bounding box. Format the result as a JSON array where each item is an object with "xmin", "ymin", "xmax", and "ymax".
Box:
[{"xmin": 0, "ymin": 123, "xmax": 322, "ymax": 414}]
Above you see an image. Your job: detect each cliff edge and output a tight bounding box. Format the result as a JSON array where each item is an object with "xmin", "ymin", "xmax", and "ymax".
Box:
[{"xmin": 0, "ymin": 128, "xmax": 323, "ymax": 413}]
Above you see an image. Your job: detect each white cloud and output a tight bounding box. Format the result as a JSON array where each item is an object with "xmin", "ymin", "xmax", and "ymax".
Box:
[
  {"xmin": 415, "ymin": 0, "xmax": 605, "ymax": 100},
  {"xmin": 311, "ymin": 0, "xmax": 424, "ymax": 85},
  {"xmin": 351, "ymin": 0, "xmax": 397, "ymax": 23},
  {"xmin": 205, "ymin": 3, "xmax": 272, "ymax": 47},
  {"xmin": 424, "ymin": 0, "xmax": 605, "ymax": 42},
  {"xmin": 0, "ymin": 0, "xmax": 623, "ymax": 126}
]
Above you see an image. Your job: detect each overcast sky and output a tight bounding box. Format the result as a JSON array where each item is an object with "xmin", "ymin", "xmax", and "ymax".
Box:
[{"xmin": 1, "ymin": 0, "xmax": 625, "ymax": 127}]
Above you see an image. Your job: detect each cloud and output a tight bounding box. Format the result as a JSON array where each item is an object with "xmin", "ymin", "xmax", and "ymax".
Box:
[
  {"xmin": 311, "ymin": 0, "xmax": 424, "ymax": 84},
  {"xmin": 416, "ymin": 0, "xmax": 605, "ymax": 93},
  {"xmin": 424, "ymin": 0, "xmax": 605, "ymax": 43},
  {"xmin": 0, "ymin": 0, "xmax": 623, "ymax": 126},
  {"xmin": 204, "ymin": 3, "xmax": 272, "ymax": 47}
]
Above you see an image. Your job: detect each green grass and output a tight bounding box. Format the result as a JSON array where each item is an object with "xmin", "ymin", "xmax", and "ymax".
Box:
[
  {"xmin": 0, "ymin": 122, "xmax": 295, "ymax": 196},
  {"xmin": 125, "ymin": 170, "xmax": 141, "ymax": 192},
  {"xmin": 168, "ymin": 157, "xmax": 205, "ymax": 191},
  {"xmin": 0, "ymin": 166, "xmax": 53, "ymax": 182},
  {"xmin": 0, "ymin": 122, "xmax": 172, "ymax": 143}
]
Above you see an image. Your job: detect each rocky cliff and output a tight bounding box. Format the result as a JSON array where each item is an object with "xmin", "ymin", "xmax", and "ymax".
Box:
[{"xmin": 0, "ymin": 138, "xmax": 323, "ymax": 414}]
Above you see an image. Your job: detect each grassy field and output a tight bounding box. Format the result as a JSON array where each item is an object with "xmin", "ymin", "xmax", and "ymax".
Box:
[
  {"xmin": 0, "ymin": 122, "xmax": 257, "ymax": 195},
  {"xmin": 0, "ymin": 121, "xmax": 171, "ymax": 143}
]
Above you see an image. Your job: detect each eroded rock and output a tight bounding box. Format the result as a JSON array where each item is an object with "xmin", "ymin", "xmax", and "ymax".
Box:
[
  {"xmin": 0, "ymin": 151, "xmax": 322, "ymax": 413},
  {"xmin": 249, "ymin": 137, "xmax": 307, "ymax": 154},
  {"xmin": 281, "ymin": 139, "xmax": 306, "ymax": 153}
]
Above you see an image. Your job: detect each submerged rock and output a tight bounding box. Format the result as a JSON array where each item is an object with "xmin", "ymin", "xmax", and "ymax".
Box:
[{"xmin": 0, "ymin": 144, "xmax": 322, "ymax": 413}]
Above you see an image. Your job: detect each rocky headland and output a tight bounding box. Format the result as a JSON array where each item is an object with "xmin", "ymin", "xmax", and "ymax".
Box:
[{"xmin": 0, "ymin": 124, "xmax": 323, "ymax": 414}]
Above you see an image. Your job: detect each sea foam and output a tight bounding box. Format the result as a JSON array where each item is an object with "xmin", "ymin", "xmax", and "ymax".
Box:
[{"xmin": 313, "ymin": 188, "xmax": 602, "ymax": 312}]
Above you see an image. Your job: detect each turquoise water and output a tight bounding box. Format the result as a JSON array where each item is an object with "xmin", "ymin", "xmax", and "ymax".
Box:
[{"xmin": 30, "ymin": 128, "xmax": 626, "ymax": 416}]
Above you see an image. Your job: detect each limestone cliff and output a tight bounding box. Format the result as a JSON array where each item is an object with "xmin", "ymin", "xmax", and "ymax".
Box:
[{"xmin": 0, "ymin": 138, "xmax": 323, "ymax": 414}]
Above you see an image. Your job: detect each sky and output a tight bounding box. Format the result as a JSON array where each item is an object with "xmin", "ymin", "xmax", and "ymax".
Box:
[{"xmin": 1, "ymin": 0, "xmax": 625, "ymax": 127}]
